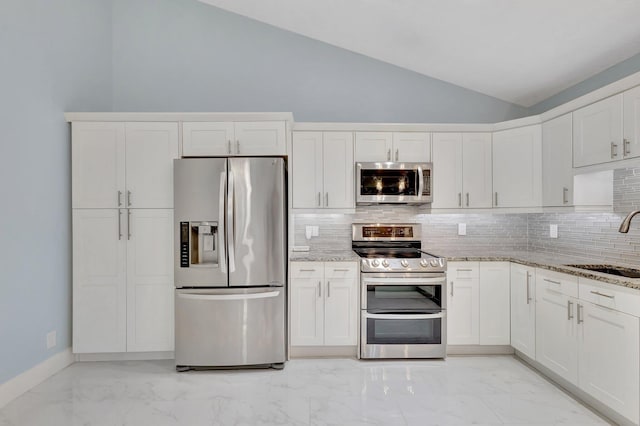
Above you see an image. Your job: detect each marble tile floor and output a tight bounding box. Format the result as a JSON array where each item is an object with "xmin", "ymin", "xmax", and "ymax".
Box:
[{"xmin": 0, "ymin": 356, "xmax": 612, "ymax": 426}]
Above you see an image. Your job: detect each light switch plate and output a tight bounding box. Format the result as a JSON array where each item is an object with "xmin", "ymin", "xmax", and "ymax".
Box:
[
  {"xmin": 550, "ymin": 224, "xmax": 558, "ymax": 238},
  {"xmin": 458, "ymin": 223, "xmax": 466, "ymax": 236}
]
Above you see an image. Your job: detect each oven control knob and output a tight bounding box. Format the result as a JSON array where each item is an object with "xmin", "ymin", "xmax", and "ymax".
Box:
[
  {"xmin": 381, "ymin": 260, "xmax": 390, "ymax": 268},
  {"xmin": 400, "ymin": 260, "xmax": 409, "ymax": 268},
  {"xmin": 371, "ymin": 259, "xmax": 380, "ymax": 267},
  {"xmin": 420, "ymin": 259, "xmax": 429, "ymax": 267},
  {"xmin": 430, "ymin": 259, "xmax": 439, "ymax": 267}
]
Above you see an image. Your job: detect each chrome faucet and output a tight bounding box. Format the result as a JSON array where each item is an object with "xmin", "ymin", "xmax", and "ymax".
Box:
[{"xmin": 618, "ymin": 210, "xmax": 640, "ymax": 233}]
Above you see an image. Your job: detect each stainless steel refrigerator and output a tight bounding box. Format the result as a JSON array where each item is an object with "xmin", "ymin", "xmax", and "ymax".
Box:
[{"xmin": 173, "ymin": 157, "xmax": 286, "ymax": 370}]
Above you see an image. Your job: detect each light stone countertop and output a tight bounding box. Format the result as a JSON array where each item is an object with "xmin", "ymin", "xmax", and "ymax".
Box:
[{"xmin": 290, "ymin": 249, "xmax": 640, "ymax": 290}]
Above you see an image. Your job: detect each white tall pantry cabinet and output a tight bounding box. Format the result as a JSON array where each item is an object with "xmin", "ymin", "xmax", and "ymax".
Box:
[{"xmin": 71, "ymin": 122, "xmax": 178, "ymax": 354}]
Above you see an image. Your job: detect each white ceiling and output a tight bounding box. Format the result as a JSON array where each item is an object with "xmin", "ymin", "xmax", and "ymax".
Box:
[{"xmin": 198, "ymin": 0, "xmax": 640, "ymax": 107}]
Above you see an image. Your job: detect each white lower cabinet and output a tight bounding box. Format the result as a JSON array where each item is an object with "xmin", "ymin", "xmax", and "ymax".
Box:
[
  {"xmin": 73, "ymin": 208, "xmax": 174, "ymax": 354},
  {"xmin": 447, "ymin": 261, "xmax": 510, "ymax": 345},
  {"xmin": 510, "ymin": 263, "xmax": 536, "ymax": 359},
  {"xmin": 290, "ymin": 262, "xmax": 358, "ymax": 346}
]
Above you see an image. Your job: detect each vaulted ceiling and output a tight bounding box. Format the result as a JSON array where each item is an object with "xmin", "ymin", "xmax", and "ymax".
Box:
[{"xmin": 198, "ymin": 0, "xmax": 640, "ymax": 107}]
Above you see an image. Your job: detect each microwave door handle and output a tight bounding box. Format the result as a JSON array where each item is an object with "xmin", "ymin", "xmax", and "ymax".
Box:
[
  {"xmin": 365, "ymin": 312, "xmax": 443, "ymax": 320},
  {"xmin": 218, "ymin": 169, "xmax": 227, "ymax": 273},
  {"xmin": 417, "ymin": 166, "xmax": 424, "ymax": 198}
]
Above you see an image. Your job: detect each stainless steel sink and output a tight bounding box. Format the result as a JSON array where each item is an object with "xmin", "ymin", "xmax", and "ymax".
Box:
[{"xmin": 565, "ymin": 264, "xmax": 640, "ymax": 278}]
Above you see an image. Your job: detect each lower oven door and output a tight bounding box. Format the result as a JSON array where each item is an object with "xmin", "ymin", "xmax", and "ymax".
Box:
[{"xmin": 361, "ymin": 311, "xmax": 447, "ymax": 359}]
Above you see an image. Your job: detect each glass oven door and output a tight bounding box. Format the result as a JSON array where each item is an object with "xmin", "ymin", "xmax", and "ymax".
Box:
[{"xmin": 364, "ymin": 311, "xmax": 443, "ymax": 345}]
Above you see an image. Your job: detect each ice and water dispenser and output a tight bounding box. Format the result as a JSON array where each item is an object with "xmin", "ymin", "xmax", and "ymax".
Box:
[{"xmin": 179, "ymin": 221, "xmax": 219, "ymax": 268}]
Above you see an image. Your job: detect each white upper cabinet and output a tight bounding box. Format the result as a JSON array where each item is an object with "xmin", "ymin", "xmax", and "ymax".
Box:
[
  {"xmin": 182, "ymin": 121, "xmax": 286, "ymax": 156},
  {"xmin": 355, "ymin": 132, "xmax": 430, "ymax": 163},
  {"xmin": 542, "ymin": 114, "xmax": 573, "ymax": 207},
  {"xmin": 623, "ymin": 85, "xmax": 640, "ymax": 160},
  {"xmin": 573, "ymin": 94, "xmax": 623, "ymax": 167},
  {"xmin": 72, "ymin": 122, "xmax": 179, "ymax": 209},
  {"xmin": 292, "ymin": 131, "xmax": 354, "ymax": 209},
  {"xmin": 493, "ymin": 125, "xmax": 542, "ymax": 208},
  {"xmin": 432, "ymin": 133, "xmax": 492, "ymax": 209}
]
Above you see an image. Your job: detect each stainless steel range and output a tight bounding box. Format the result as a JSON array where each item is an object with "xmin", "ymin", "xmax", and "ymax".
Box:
[{"xmin": 353, "ymin": 223, "xmax": 447, "ymax": 359}]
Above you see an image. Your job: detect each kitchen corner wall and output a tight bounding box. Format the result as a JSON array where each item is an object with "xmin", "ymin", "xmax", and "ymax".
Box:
[{"xmin": 294, "ymin": 168, "xmax": 640, "ymax": 266}]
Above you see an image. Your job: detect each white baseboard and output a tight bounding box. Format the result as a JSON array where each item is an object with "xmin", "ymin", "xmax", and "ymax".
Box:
[
  {"xmin": 290, "ymin": 346, "xmax": 357, "ymax": 358},
  {"xmin": 75, "ymin": 351, "xmax": 174, "ymax": 362},
  {"xmin": 0, "ymin": 348, "xmax": 74, "ymax": 409},
  {"xmin": 446, "ymin": 345, "xmax": 515, "ymax": 355}
]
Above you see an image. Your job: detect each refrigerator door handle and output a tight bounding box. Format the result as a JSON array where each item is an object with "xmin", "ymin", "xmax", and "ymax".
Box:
[
  {"xmin": 218, "ymin": 170, "xmax": 227, "ymax": 274},
  {"xmin": 227, "ymin": 168, "xmax": 236, "ymax": 272},
  {"xmin": 177, "ymin": 290, "xmax": 280, "ymax": 301}
]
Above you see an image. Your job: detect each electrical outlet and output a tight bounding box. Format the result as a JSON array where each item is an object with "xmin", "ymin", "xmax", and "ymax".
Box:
[
  {"xmin": 312, "ymin": 226, "xmax": 319, "ymax": 237},
  {"xmin": 46, "ymin": 330, "xmax": 56, "ymax": 349},
  {"xmin": 550, "ymin": 224, "xmax": 558, "ymax": 238},
  {"xmin": 458, "ymin": 223, "xmax": 466, "ymax": 236}
]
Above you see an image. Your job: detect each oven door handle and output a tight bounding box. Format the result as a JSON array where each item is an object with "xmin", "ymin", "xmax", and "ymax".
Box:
[
  {"xmin": 364, "ymin": 312, "xmax": 444, "ymax": 320},
  {"xmin": 362, "ymin": 277, "xmax": 445, "ymax": 285}
]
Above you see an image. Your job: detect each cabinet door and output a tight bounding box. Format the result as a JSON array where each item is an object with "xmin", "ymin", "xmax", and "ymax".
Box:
[
  {"xmin": 535, "ymin": 286, "xmax": 578, "ymax": 385},
  {"xmin": 290, "ymin": 265, "xmax": 324, "ymax": 346},
  {"xmin": 126, "ymin": 209, "xmax": 174, "ymax": 352},
  {"xmin": 493, "ymin": 125, "xmax": 542, "ymax": 207},
  {"xmin": 72, "ymin": 209, "xmax": 126, "ymax": 353},
  {"xmin": 447, "ymin": 262, "xmax": 480, "ymax": 345},
  {"xmin": 573, "ymin": 94, "xmax": 623, "ymax": 167},
  {"xmin": 431, "ymin": 133, "xmax": 463, "ymax": 208},
  {"xmin": 324, "ymin": 264, "xmax": 358, "ymax": 346},
  {"xmin": 292, "ymin": 132, "xmax": 323, "ymax": 208},
  {"xmin": 234, "ymin": 121, "xmax": 286, "ymax": 155},
  {"xmin": 479, "ymin": 262, "xmax": 510, "ymax": 345},
  {"xmin": 354, "ymin": 132, "xmax": 393, "ymax": 162},
  {"xmin": 542, "ymin": 114, "xmax": 573, "ymax": 206},
  {"xmin": 182, "ymin": 122, "xmax": 234, "ymax": 156},
  {"xmin": 623, "ymin": 85, "xmax": 640, "ymax": 160},
  {"xmin": 510, "ymin": 263, "xmax": 536, "ymax": 359},
  {"xmin": 72, "ymin": 122, "xmax": 125, "ymax": 208},
  {"xmin": 323, "ymin": 132, "xmax": 354, "ymax": 208},
  {"xmin": 125, "ymin": 123, "xmax": 179, "ymax": 209},
  {"xmin": 462, "ymin": 133, "xmax": 493, "ymax": 208},
  {"xmin": 578, "ymin": 302, "xmax": 639, "ymax": 424},
  {"xmin": 393, "ymin": 132, "xmax": 431, "ymax": 162}
]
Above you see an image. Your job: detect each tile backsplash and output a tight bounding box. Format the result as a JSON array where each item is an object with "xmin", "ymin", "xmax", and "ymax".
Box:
[{"xmin": 292, "ymin": 167, "xmax": 640, "ymax": 264}]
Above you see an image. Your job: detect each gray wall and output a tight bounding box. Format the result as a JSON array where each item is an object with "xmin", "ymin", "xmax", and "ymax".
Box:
[
  {"xmin": 529, "ymin": 52, "xmax": 640, "ymax": 114},
  {"xmin": 0, "ymin": 0, "xmax": 112, "ymax": 384},
  {"xmin": 111, "ymin": 0, "xmax": 528, "ymax": 123}
]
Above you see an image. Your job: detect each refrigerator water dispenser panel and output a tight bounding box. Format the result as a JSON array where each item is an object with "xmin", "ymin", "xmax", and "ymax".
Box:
[{"xmin": 180, "ymin": 221, "xmax": 219, "ymax": 268}]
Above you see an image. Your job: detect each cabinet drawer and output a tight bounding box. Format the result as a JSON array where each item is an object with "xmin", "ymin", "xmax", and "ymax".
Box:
[
  {"xmin": 291, "ymin": 262, "xmax": 323, "ymax": 278},
  {"xmin": 324, "ymin": 262, "xmax": 358, "ymax": 279},
  {"xmin": 448, "ymin": 262, "xmax": 480, "ymax": 279},
  {"xmin": 535, "ymin": 269, "xmax": 578, "ymax": 298},
  {"xmin": 579, "ymin": 278, "xmax": 640, "ymax": 317}
]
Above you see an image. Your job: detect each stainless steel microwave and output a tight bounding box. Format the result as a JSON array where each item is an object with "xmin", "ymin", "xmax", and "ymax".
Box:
[{"xmin": 356, "ymin": 162, "xmax": 433, "ymax": 205}]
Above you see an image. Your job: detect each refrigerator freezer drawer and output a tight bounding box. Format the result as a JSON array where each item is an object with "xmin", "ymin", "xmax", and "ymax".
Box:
[{"xmin": 175, "ymin": 288, "xmax": 286, "ymax": 368}]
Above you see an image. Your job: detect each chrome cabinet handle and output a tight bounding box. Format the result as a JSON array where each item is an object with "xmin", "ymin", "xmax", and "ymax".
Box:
[
  {"xmin": 228, "ymin": 140, "xmax": 231, "ymax": 154},
  {"xmin": 450, "ymin": 281, "xmax": 454, "ymax": 297},
  {"xmin": 118, "ymin": 209, "xmax": 123, "ymax": 240},
  {"xmin": 456, "ymin": 268, "xmax": 473, "ymax": 272},
  {"xmin": 117, "ymin": 191, "xmax": 123, "ymax": 207},
  {"xmin": 624, "ymin": 138, "xmax": 631, "ymax": 156},
  {"xmin": 318, "ymin": 281, "xmax": 321, "ymax": 298},
  {"xmin": 127, "ymin": 209, "xmax": 131, "ymax": 240},
  {"xmin": 299, "ymin": 269, "xmax": 316, "ymax": 272},
  {"xmin": 590, "ymin": 290, "xmax": 614, "ymax": 299},
  {"xmin": 236, "ymin": 140, "xmax": 240, "ymax": 154},
  {"xmin": 325, "ymin": 192, "xmax": 329, "ymax": 207},
  {"xmin": 395, "ymin": 149, "xmax": 399, "ymax": 161},
  {"xmin": 567, "ymin": 300, "xmax": 574, "ymax": 320},
  {"xmin": 563, "ymin": 187, "xmax": 569, "ymax": 204},
  {"xmin": 577, "ymin": 304, "xmax": 584, "ymax": 324},
  {"xmin": 387, "ymin": 149, "xmax": 391, "ymax": 161},
  {"xmin": 333, "ymin": 269, "xmax": 351, "ymax": 272},
  {"xmin": 317, "ymin": 192, "xmax": 321, "ymax": 207},
  {"xmin": 127, "ymin": 190, "xmax": 132, "ymax": 207},
  {"xmin": 526, "ymin": 272, "xmax": 532, "ymax": 304},
  {"xmin": 611, "ymin": 142, "xmax": 618, "ymax": 158},
  {"xmin": 458, "ymin": 193, "xmax": 462, "ymax": 207},
  {"xmin": 544, "ymin": 278, "xmax": 561, "ymax": 285},
  {"xmin": 466, "ymin": 193, "xmax": 469, "ymax": 207},
  {"xmin": 494, "ymin": 192, "xmax": 498, "ymax": 207},
  {"xmin": 327, "ymin": 281, "xmax": 331, "ymax": 297}
]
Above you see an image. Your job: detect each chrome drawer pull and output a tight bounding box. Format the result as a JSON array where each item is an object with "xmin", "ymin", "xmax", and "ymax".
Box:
[
  {"xmin": 456, "ymin": 268, "xmax": 473, "ymax": 272},
  {"xmin": 544, "ymin": 278, "xmax": 561, "ymax": 285},
  {"xmin": 590, "ymin": 290, "xmax": 614, "ymax": 299},
  {"xmin": 298, "ymin": 269, "xmax": 316, "ymax": 272},
  {"xmin": 333, "ymin": 269, "xmax": 351, "ymax": 272}
]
